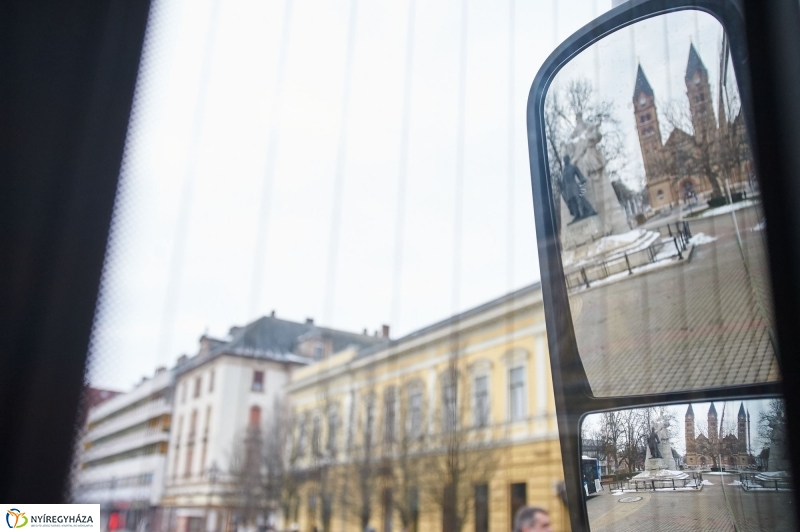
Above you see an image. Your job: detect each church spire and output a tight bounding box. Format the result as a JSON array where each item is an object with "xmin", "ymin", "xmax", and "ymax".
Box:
[
  {"xmin": 633, "ymin": 64, "xmax": 655, "ymax": 102},
  {"xmin": 685, "ymin": 43, "xmax": 708, "ymax": 82},
  {"xmin": 686, "ymin": 404, "xmax": 694, "ymax": 417},
  {"xmin": 708, "ymin": 402, "xmax": 717, "ymax": 415}
]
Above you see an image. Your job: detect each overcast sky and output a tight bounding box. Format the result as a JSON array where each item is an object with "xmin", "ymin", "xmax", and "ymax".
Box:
[{"xmin": 86, "ymin": 1, "xmax": 738, "ymax": 393}]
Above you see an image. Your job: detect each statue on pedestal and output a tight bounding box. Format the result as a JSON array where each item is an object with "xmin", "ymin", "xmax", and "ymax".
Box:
[
  {"xmin": 560, "ymin": 155, "xmax": 597, "ymax": 223},
  {"xmin": 561, "ymin": 117, "xmax": 629, "ymax": 236},
  {"xmin": 647, "ymin": 427, "xmax": 662, "ymax": 459}
]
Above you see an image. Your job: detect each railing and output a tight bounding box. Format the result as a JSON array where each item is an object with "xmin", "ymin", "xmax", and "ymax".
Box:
[
  {"xmin": 565, "ymin": 221, "xmax": 693, "ymax": 291},
  {"xmin": 739, "ymin": 472, "xmax": 793, "ymax": 491},
  {"xmin": 628, "ymin": 472, "xmax": 703, "ymax": 491}
]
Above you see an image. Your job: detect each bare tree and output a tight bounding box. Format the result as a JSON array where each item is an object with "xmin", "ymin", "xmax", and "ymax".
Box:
[
  {"xmin": 228, "ymin": 423, "xmax": 266, "ymax": 528},
  {"xmin": 389, "ymin": 381, "xmax": 425, "ymax": 532},
  {"xmin": 418, "ymin": 353, "xmax": 500, "ymax": 532},
  {"xmin": 544, "ymin": 79, "xmax": 630, "ymax": 229},
  {"xmin": 342, "ymin": 385, "xmax": 379, "ymax": 531}
]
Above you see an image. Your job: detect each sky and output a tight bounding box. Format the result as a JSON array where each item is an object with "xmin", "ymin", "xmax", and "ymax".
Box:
[
  {"xmin": 90, "ymin": 0, "xmax": 627, "ymax": 391},
  {"xmin": 551, "ymin": 9, "xmax": 726, "ymax": 188}
]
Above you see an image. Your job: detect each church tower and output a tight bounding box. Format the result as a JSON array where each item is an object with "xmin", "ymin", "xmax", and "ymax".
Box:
[
  {"xmin": 738, "ymin": 403, "xmax": 747, "ymax": 453},
  {"xmin": 685, "ymin": 404, "xmax": 696, "ymax": 453},
  {"xmin": 633, "ymin": 65, "xmax": 664, "ymax": 180},
  {"xmin": 685, "ymin": 44, "xmax": 716, "ymax": 145},
  {"xmin": 708, "ymin": 402, "xmax": 718, "ymax": 445}
]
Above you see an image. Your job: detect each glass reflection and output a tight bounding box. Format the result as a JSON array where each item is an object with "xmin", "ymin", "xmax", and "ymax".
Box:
[
  {"xmin": 581, "ymin": 400, "xmax": 795, "ymax": 531},
  {"xmin": 545, "ymin": 11, "xmax": 778, "ymax": 397}
]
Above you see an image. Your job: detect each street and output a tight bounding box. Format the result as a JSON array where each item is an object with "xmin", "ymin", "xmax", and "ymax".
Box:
[
  {"xmin": 587, "ymin": 474, "xmax": 797, "ymax": 531},
  {"xmin": 569, "ymin": 205, "xmax": 779, "ymax": 397}
]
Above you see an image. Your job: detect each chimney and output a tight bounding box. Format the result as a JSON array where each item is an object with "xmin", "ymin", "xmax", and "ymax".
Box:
[
  {"xmin": 306, "ymin": 318, "xmax": 314, "ymax": 325},
  {"xmin": 373, "ymin": 330, "xmax": 378, "ymax": 337},
  {"xmin": 270, "ymin": 310, "xmax": 276, "ymax": 318},
  {"xmin": 154, "ymin": 366, "xmax": 166, "ymax": 375},
  {"xmin": 363, "ymin": 328, "xmax": 368, "ymax": 335},
  {"xmin": 177, "ymin": 354, "xmax": 188, "ymax": 366},
  {"xmin": 381, "ymin": 324, "xmax": 390, "ymax": 338}
]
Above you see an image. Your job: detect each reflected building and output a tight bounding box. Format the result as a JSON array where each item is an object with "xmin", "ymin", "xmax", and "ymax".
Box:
[
  {"xmin": 633, "ymin": 44, "xmax": 753, "ymax": 211},
  {"xmin": 684, "ymin": 402, "xmax": 750, "ymax": 468}
]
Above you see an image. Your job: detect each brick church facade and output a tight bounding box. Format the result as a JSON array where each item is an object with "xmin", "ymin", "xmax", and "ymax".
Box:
[
  {"xmin": 684, "ymin": 402, "xmax": 751, "ymax": 468},
  {"xmin": 633, "ymin": 44, "xmax": 753, "ymax": 211}
]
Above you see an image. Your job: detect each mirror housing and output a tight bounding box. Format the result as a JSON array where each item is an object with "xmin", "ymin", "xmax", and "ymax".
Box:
[{"xmin": 527, "ymin": 0, "xmax": 800, "ymax": 529}]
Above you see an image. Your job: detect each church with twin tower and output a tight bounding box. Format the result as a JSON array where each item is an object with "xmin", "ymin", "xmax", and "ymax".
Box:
[
  {"xmin": 684, "ymin": 402, "xmax": 751, "ymax": 468},
  {"xmin": 632, "ymin": 43, "xmax": 752, "ymax": 211}
]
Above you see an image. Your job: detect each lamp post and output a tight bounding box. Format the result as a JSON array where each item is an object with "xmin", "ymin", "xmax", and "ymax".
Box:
[{"xmin": 206, "ymin": 462, "xmax": 219, "ymax": 532}]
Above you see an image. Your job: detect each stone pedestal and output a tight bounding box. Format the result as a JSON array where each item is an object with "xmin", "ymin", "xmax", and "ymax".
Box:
[{"xmin": 561, "ymin": 215, "xmax": 601, "ymax": 250}]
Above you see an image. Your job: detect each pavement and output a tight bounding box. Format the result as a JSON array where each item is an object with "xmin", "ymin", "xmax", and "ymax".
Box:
[
  {"xmin": 587, "ymin": 474, "xmax": 797, "ymax": 531},
  {"xmin": 569, "ymin": 205, "xmax": 780, "ymax": 397}
]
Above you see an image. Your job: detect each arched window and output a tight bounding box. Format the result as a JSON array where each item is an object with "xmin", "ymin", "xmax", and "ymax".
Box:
[{"xmin": 248, "ymin": 405, "xmax": 261, "ymax": 427}]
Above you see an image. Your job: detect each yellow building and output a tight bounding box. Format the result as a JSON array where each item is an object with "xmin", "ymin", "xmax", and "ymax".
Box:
[{"xmin": 284, "ymin": 283, "xmax": 568, "ymax": 532}]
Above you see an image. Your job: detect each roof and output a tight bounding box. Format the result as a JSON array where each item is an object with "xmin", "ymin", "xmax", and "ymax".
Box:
[
  {"xmin": 664, "ymin": 127, "xmax": 694, "ymax": 149},
  {"xmin": 685, "ymin": 44, "xmax": 708, "ymax": 82},
  {"xmin": 738, "ymin": 402, "xmax": 746, "ymax": 417},
  {"xmin": 355, "ymin": 282, "xmax": 542, "ymax": 360},
  {"xmin": 709, "ymin": 402, "xmax": 717, "ymax": 416},
  {"xmin": 180, "ymin": 315, "xmax": 383, "ymax": 374},
  {"xmin": 686, "ymin": 404, "xmax": 694, "ymax": 417},
  {"xmin": 633, "ymin": 65, "xmax": 655, "ymax": 101}
]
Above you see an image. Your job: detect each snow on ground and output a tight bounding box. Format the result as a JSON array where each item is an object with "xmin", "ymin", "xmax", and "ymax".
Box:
[
  {"xmin": 689, "ymin": 232, "xmax": 717, "ymax": 245},
  {"xmin": 696, "ymin": 199, "xmax": 759, "ymax": 219},
  {"xmin": 701, "ymin": 480, "xmax": 715, "ymax": 485},
  {"xmin": 728, "ymin": 480, "xmax": 743, "ymax": 486},
  {"xmin": 703, "ymin": 472, "xmax": 733, "ymax": 476},
  {"xmin": 751, "ymin": 220, "xmax": 766, "ymax": 231}
]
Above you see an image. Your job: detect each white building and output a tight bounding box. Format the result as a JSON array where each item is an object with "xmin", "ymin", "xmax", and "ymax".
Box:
[
  {"xmin": 75, "ymin": 366, "xmax": 175, "ymax": 531},
  {"xmin": 160, "ymin": 315, "xmax": 384, "ymax": 532}
]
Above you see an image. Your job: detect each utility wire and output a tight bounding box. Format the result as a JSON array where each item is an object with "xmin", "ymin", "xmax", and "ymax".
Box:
[
  {"xmin": 156, "ymin": 0, "xmax": 223, "ymax": 362},
  {"xmin": 323, "ymin": 0, "xmax": 360, "ymax": 326},
  {"xmin": 247, "ymin": 0, "xmax": 294, "ymax": 319}
]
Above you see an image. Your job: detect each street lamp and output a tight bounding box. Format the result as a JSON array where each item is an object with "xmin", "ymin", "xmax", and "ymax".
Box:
[{"xmin": 206, "ymin": 462, "xmax": 219, "ymax": 532}]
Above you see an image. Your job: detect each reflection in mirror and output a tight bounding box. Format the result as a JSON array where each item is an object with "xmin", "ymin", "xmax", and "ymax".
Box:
[
  {"xmin": 581, "ymin": 400, "xmax": 795, "ymax": 531},
  {"xmin": 544, "ymin": 10, "xmax": 779, "ymax": 397}
]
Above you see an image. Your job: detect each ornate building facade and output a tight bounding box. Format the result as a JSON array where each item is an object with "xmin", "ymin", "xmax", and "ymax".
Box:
[
  {"xmin": 633, "ymin": 44, "xmax": 753, "ymax": 211},
  {"xmin": 684, "ymin": 402, "xmax": 750, "ymax": 468}
]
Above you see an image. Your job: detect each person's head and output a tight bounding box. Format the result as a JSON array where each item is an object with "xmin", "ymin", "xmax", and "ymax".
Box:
[
  {"xmin": 513, "ymin": 506, "xmax": 552, "ymax": 532},
  {"xmin": 563, "ymin": 155, "xmax": 570, "ymax": 165}
]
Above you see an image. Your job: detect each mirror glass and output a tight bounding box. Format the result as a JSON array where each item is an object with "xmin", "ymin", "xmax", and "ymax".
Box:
[
  {"xmin": 544, "ymin": 10, "xmax": 779, "ymax": 397},
  {"xmin": 581, "ymin": 399, "xmax": 795, "ymax": 531}
]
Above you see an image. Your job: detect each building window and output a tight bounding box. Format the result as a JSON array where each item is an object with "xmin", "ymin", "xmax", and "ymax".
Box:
[
  {"xmin": 365, "ymin": 400, "xmax": 376, "ymax": 445},
  {"xmin": 181, "ymin": 383, "xmax": 187, "ymax": 404},
  {"xmin": 249, "ymin": 405, "xmax": 261, "ymax": 428},
  {"xmin": 189, "ymin": 409, "xmax": 198, "ymax": 440},
  {"xmin": 442, "ymin": 375, "xmax": 457, "ymax": 431},
  {"xmin": 297, "ymin": 417, "xmax": 307, "ymax": 456},
  {"xmin": 312, "ymin": 416, "xmax": 321, "ymax": 456},
  {"xmin": 509, "ymin": 367, "xmax": 525, "ymax": 421},
  {"xmin": 384, "ymin": 387, "xmax": 396, "ymax": 444},
  {"xmin": 510, "ymin": 483, "xmax": 527, "ymax": 530},
  {"xmin": 408, "ymin": 387, "xmax": 423, "ymax": 439},
  {"xmin": 314, "ymin": 344, "xmax": 324, "ymax": 360},
  {"xmin": 474, "ymin": 375, "xmax": 489, "ymax": 427},
  {"xmin": 327, "ymin": 408, "xmax": 338, "ymax": 454},
  {"xmin": 209, "ymin": 370, "xmax": 214, "ymax": 393},
  {"xmin": 193, "ymin": 376, "xmax": 201, "ymax": 398},
  {"xmin": 252, "ymin": 370, "xmax": 264, "ymax": 392},
  {"xmin": 475, "ymin": 484, "xmax": 489, "ymax": 532}
]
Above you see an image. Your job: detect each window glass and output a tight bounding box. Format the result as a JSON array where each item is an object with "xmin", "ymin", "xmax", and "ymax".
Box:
[
  {"xmin": 252, "ymin": 370, "xmax": 264, "ymax": 392},
  {"xmin": 474, "ymin": 375, "xmax": 489, "ymax": 426},
  {"xmin": 509, "ymin": 367, "xmax": 525, "ymax": 421}
]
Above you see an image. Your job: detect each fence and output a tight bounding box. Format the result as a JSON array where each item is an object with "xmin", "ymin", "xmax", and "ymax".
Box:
[
  {"xmin": 564, "ymin": 221, "xmax": 693, "ymax": 291},
  {"xmin": 628, "ymin": 472, "xmax": 704, "ymax": 491},
  {"xmin": 739, "ymin": 472, "xmax": 793, "ymax": 491}
]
